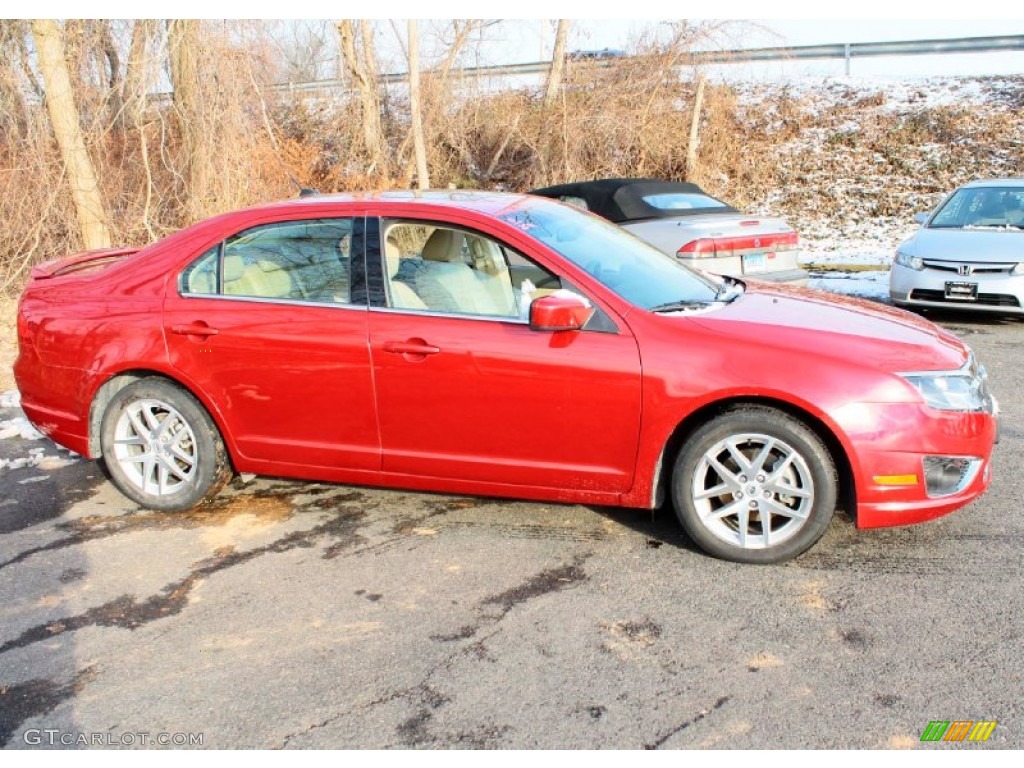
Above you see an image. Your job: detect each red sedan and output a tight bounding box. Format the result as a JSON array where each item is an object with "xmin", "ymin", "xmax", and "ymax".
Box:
[{"xmin": 14, "ymin": 191, "xmax": 998, "ymax": 563}]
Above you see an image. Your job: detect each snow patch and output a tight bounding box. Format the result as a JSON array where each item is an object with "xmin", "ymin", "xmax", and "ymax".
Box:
[
  {"xmin": 0, "ymin": 417, "xmax": 44, "ymax": 441},
  {"xmin": 0, "ymin": 451, "xmax": 78, "ymax": 472},
  {"xmin": 0, "ymin": 390, "xmax": 20, "ymax": 408},
  {"xmin": 808, "ymin": 270, "xmax": 889, "ymax": 302}
]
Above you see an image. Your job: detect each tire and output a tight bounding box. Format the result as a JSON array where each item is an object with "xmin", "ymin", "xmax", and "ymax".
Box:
[
  {"xmin": 671, "ymin": 406, "xmax": 837, "ymax": 564},
  {"xmin": 99, "ymin": 378, "xmax": 232, "ymax": 511}
]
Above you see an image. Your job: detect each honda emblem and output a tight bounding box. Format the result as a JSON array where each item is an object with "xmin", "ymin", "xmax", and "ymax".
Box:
[{"xmin": 958, "ymin": 264, "xmax": 973, "ymax": 276}]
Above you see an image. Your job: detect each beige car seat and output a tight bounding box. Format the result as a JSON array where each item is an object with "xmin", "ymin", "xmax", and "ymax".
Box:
[
  {"xmin": 223, "ymin": 253, "xmax": 296, "ymax": 298},
  {"xmin": 384, "ymin": 233, "xmax": 427, "ymax": 310},
  {"xmin": 417, "ymin": 229, "xmax": 508, "ymax": 316}
]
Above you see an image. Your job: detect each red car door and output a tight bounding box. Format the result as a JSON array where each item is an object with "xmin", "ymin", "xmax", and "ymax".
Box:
[
  {"xmin": 163, "ymin": 216, "xmax": 380, "ymax": 472},
  {"xmin": 367, "ymin": 217, "xmax": 642, "ymax": 496}
]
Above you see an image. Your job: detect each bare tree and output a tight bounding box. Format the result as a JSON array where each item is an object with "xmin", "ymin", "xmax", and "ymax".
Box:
[
  {"xmin": 96, "ymin": 20, "xmax": 122, "ymax": 119},
  {"xmin": 543, "ymin": 19, "xmax": 570, "ymax": 109},
  {"xmin": 685, "ymin": 74, "xmax": 706, "ymax": 181},
  {"xmin": 122, "ymin": 20, "xmax": 156, "ymax": 123},
  {"xmin": 407, "ymin": 20, "xmax": 429, "ymax": 189},
  {"xmin": 30, "ymin": 19, "xmax": 111, "ymax": 250},
  {"xmin": 336, "ymin": 19, "xmax": 385, "ymax": 175},
  {"xmin": 0, "ymin": 21, "xmax": 30, "ymax": 139},
  {"xmin": 167, "ymin": 19, "xmax": 209, "ymax": 222}
]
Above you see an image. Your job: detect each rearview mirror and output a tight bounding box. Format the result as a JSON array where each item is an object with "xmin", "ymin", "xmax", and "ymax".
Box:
[
  {"xmin": 914, "ymin": 212, "xmax": 929, "ymax": 224},
  {"xmin": 529, "ymin": 293, "xmax": 595, "ymax": 332}
]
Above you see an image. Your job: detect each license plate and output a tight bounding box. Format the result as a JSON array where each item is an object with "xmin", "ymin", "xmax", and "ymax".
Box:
[
  {"xmin": 944, "ymin": 281, "xmax": 978, "ymax": 301},
  {"xmin": 743, "ymin": 253, "xmax": 767, "ymax": 274}
]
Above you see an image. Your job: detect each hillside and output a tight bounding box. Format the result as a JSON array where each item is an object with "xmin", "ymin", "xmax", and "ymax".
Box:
[{"xmin": 729, "ymin": 75, "xmax": 1024, "ymax": 265}]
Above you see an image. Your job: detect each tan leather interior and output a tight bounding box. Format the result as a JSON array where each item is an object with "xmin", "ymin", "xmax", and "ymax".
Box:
[{"xmin": 223, "ymin": 253, "xmax": 296, "ymax": 298}]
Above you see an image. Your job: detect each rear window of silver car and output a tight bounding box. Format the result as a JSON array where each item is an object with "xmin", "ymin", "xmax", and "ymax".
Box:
[{"xmin": 642, "ymin": 193, "xmax": 730, "ymax": 211}]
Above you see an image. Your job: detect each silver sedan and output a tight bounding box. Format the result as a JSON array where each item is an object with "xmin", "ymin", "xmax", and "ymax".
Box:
[
  {"xmin": 530, "ymin": 179, "xmax": 807, "ymax": 285},
  {"xmin": 890, "ymin": 179, "xmax": 1024, "ymax": 313}
]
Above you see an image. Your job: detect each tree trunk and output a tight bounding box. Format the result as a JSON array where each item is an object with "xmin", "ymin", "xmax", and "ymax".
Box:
[
  {"xmin": 685, "ymin": 75, "xmax": 706, "ymax": 182},
  {"xmin": 543, "ymin": 19, "xmax": 570, "ymax": 109},
  {"xmin": 95, "ymin": 20, "xmax": 122, "ymax": 120},
  {"xmin": 167, "ymin": 19, "xmax": 209, "ymax": 223},
  {"xmin": 31, "ymin": 19, "xmax": 111, "ymax": 250},
  {"xmin": 122, "ymin": 20, "xmax": 155, "ymax": 126},
  {"xmin": 407, "ymin": 20, "xmax": 429, "ymax": 190},
  {"xmin": 0, "ymin": 22, "xmax": 29, "ymax": 139},
  {"xmin": 336, "ymin": 19, "xmax": 384, "ymax": 175}
]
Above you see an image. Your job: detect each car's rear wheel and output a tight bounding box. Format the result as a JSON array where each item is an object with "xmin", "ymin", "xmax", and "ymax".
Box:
[
  {"xmin": 671, "ymin": 406, "xmax": 837, "ymax": 564},
  {"xmin": 100, "ymin": 379, "xmax": 231, "ymax": 511}
]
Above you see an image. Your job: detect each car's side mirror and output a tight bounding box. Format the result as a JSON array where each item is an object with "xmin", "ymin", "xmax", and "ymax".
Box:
[
  {"xmin": 529, "ymin": 293, "xmax": 595, "ymax": 332},
  {"xmin": 914, "ymin": 212, "xmax": 929, "ymax": 224}
]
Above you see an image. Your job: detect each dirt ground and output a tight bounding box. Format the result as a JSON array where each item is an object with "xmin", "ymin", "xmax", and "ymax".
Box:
[{"xmin": 0, "ymin": 296, "xmax": 16, "ymax": 391}]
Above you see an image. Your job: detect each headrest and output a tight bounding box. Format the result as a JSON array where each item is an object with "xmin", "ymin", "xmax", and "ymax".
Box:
[
  {"xmin": 384, "ymin": 233, "xmax": 402, "ymax": 277},
  {"xmin": 422, "ymin": 228, "xmax": 464, "ymax": 263},
  {"xmin": 223, "ymin": 253, "xmax": 245, "ymax": 283}
]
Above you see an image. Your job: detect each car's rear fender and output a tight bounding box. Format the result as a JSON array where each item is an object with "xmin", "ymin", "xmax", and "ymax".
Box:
[{"xmin": 85, "ymin": 367, "xmax": 239, "ymax": 469}]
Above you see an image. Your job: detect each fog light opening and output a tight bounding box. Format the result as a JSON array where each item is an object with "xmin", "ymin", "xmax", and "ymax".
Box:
[{"xmin": 923, "ymin": 456, "xmax": 980, "ymax": 498}]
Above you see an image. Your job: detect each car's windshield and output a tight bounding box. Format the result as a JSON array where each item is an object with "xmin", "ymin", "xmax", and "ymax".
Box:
[
  {"xmin": 500, "ymin": 200, "xmax": 720, "ymax": 309},
  {"xmin": 928, "ymin": 186, "xmax": 1024, "ymax": 230}
]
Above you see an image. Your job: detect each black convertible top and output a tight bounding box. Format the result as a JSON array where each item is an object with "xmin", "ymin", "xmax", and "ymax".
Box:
[{"xmin": 529, "ymin": 178, "xmax": 738, "ymax": 223}]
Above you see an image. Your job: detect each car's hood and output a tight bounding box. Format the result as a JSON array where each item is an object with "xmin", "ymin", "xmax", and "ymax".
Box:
[
  {"xmin": 688, "ymin": 284, "xmax": 967, "ymax": 373},
  {"xmin": 902, "ymin": 227, "xmax": 1024, "ymax": 263}
]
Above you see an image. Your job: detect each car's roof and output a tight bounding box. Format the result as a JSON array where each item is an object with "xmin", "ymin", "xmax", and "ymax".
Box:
[
  {"xmin": 961, "ymin": 178, "xmax": 1024, "ymax": 189},
  {"xmin": 529, "ymin": 178, "xmax": 737, "ymax": 223},
  {"xmin": 245, "ymin": 189, "xmax": 539, "ymax": 217}
]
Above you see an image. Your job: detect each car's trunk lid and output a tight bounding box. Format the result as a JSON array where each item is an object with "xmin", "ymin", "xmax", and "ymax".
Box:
[
  {"xmin": 625, "ymin": 215, "xmax": 799, "ymax": 277},
  {"xmin": 31, "ymin": 246, "xmax": 141, "ymax": 280}
]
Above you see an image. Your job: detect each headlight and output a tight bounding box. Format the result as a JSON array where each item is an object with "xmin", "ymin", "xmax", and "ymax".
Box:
[
  {"xmin": 900, "ymin": 355, "xmax": 993, "ymax": 412},
  {"xmin": 894, "ymin": 251, "xmax": 923, "ymax": 271},
  {"xmin": 1012, "ymin": 263, "xmax": 1024, "ymax": 275}
]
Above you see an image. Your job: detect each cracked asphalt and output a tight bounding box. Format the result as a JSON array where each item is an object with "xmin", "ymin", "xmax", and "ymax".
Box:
[{"xmin": 1, "ymin": 308, "xmax": 1022, "ymax": 749}]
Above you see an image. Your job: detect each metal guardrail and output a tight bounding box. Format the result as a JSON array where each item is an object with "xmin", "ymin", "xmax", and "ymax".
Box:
[
  {"xmin": 152, "ymin": 34, "xmax": 1024, "ymax": 101},
  {"xmin": 278, "ymin": 34, "xmax": 1024, "ymax": 95},
  {"xmin": 699, "ymin": 34, "xmax": 1024, "ymax": 75}
]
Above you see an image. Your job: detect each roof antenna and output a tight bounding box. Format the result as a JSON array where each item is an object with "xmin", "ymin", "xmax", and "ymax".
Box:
[{"xmin": 298, "ymin": 187, "xmax": 320, "ymax": 198}]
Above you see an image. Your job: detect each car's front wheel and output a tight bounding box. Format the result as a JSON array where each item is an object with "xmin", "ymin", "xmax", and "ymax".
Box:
[
  {"xmin": 671, "ymin": 406, "xmax": 837, "ymax": 564},
  {"xmin": 99, "ymin": 378, "xmax": 232, "ymax": 511}
]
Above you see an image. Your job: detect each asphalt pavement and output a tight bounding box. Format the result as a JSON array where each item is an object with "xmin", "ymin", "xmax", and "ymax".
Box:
[{"xmin": 0, "ymin": 308, "xmax": 1020, "ymax": 749}]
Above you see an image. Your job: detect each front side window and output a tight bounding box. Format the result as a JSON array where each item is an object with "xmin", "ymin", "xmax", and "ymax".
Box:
[
  {"xmin": 381, "ymin": 220, "xmax": 561, "ymax": 320},
  {"xmin": 180, "ymin": 218, "xmax": 355, "ymax": 303},
  {"xmin": 499, "ymin": 199, "xmax": 720, "ymax": 310}
]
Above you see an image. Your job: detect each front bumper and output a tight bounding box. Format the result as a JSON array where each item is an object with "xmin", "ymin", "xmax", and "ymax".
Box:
[
  {"xmin": 835, "ymin": 400, "xmax": 998, "ymax": 529},
  {"xmin": 889, "ymin": 262, "xmax": 1024, "ymax": 313}
]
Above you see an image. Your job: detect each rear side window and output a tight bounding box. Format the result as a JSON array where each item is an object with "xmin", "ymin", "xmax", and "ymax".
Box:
[
  {"xmin": 180, "ymin": 219, "xmax": 355, "ymax": 304},
  {"xmin": 559, "ymin": 195, "xmax": 589, "ymax": 211},
  {"xmin": 181, "ymin": 246, "xmax": 219, "ymax": 294}
]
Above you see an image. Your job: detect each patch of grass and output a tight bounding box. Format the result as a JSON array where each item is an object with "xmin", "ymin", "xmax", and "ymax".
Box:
[{"xmin": 802, "ymin": 263, "xmax": 888, "ymax": 273}]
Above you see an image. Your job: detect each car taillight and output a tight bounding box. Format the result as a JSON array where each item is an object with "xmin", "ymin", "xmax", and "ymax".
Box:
[
  {"xmin": 677, "ymin": 232, "xmax": 799, "ymax": 259},
  {"xmin": 677, "ymin": 239, "xmax": 717, "ymax": 258},
  {"xmin": 17, "ymin": 307, "xmax": 33, "ymax": 348}
]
